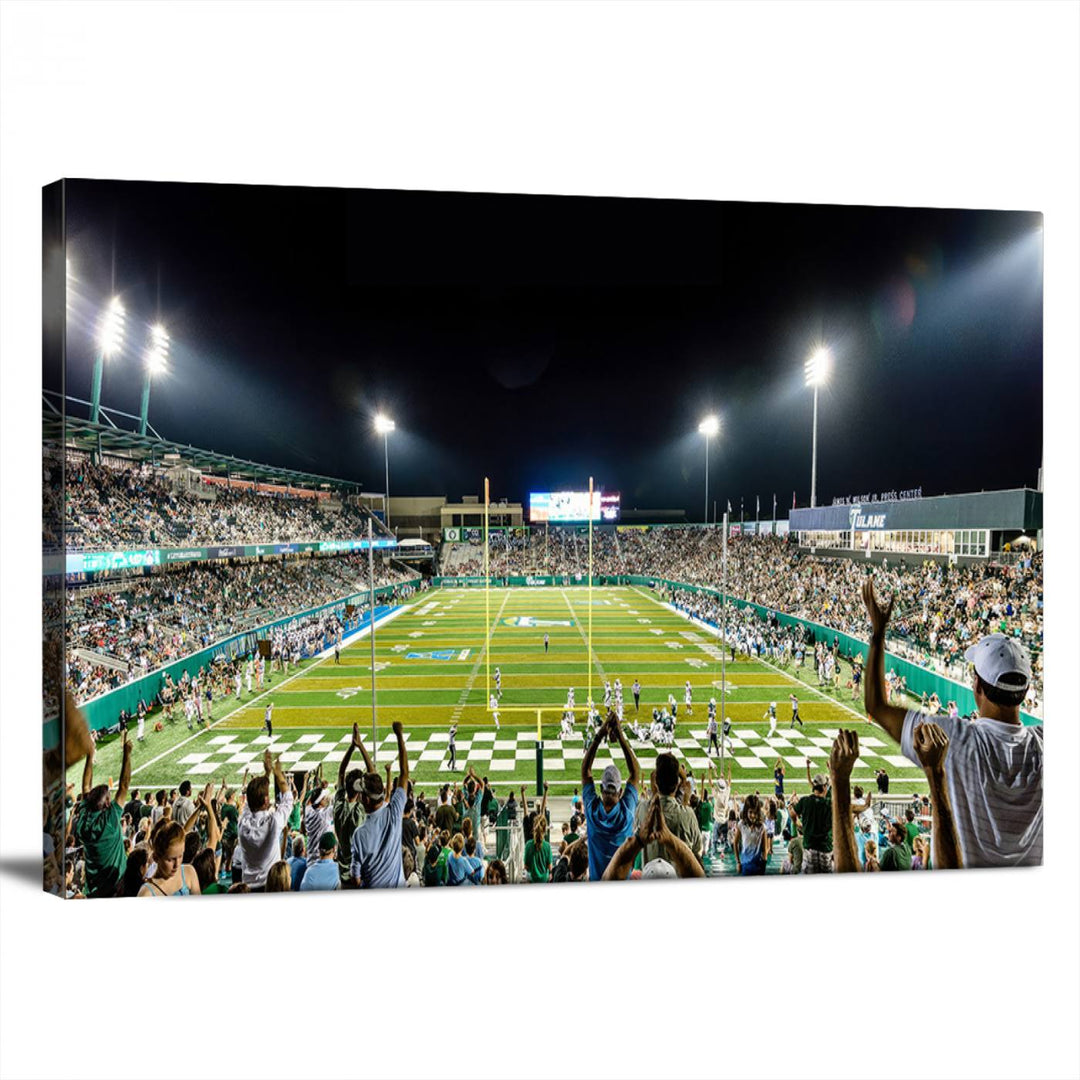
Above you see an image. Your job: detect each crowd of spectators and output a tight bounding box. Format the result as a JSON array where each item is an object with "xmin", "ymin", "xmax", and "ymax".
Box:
[
  {"xmin": 66, "ymin": 555, "xmax": 419, "ymax": 702},
  {"xmin": 62, "ymin": 453, "xmax": 380, "ymax": 550}
]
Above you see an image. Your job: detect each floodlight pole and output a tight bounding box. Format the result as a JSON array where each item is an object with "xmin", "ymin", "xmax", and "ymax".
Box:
[
  {"xmin": 90, "ymin": 352, "xmax": 105, "ymax": 425},
  {"xmin": 703, "ymin": 432, "xmax": 710, "ymax": 525},
  {"xmin": 383, "ymin": 431, "xmax": 391, "ymax": 532},
  {"xmin": 368, "ymin": 516, "xmax": 378, "ymax": 764},
  {"xmin": 588, "ymin": 475, "xmax": 594, "ymax": 716},
  {"xmin": 484, "ymin": 477, "xmax": 490, "ymax": 706},
  {"xmin": 719, "ymin": 511, "xmax": 728, "ymax": 774},
  {"xmin": 810, "ymin": 384, "xmax": 819, "ymax": 509},
  {"xmin": 138, "ymin": 370, "xmax": 152, "ymax": 436}
]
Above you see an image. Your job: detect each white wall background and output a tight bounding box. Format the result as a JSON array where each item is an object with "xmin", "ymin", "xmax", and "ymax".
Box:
[{"xmin": 2, "ymin": 3, "xmax": 1077, "ymax": 1078}]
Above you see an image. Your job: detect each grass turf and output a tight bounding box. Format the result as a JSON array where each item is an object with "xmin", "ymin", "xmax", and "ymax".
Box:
[{"xmin": 70, "ymin": 585, "xmax": 929, "ymax": 796}]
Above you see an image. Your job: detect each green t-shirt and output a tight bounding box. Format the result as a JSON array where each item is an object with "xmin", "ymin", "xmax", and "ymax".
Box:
[
  {"xmin": 220, "ymin": 803, "xmax": 239, "ymax": 842},
  {"xmin": 524, "ymin": 839, "xmax": 552, "ymax": 883},
  {"xmin": 697, "ymin": 800, "xmax": 714, "ymax": 831},
  {"xmin": 333, "ymin": 790, "xmax": 366, "ymax": 878},
  {"xmin": 436, "ymin": 845, "xmax": 452, "ymax": 876},
  {"xmin": 74, "ymin": 800, "xmax": 127, "ymax": 898},
  {"xmin": 202, "ymin": 881, "xmax": 223, "ymax": 895},
  {"xmin": 880, "ymin": 840, "xmax": 912, "ymax": 871},
  {"xmin": 794, "ymin": 794, "xmax": 832, "ymax": 853},
  {"xmin": 905, "ymin": 821, "xmax": 920, "ymax": 847}
]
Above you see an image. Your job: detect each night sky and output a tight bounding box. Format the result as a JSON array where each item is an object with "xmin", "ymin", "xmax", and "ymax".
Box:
[{"xmin": 60, "ymin": 181, "xmax": 1043, "ymax": 517}]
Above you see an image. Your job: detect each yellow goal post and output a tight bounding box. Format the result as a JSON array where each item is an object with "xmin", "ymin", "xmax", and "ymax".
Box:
[{"xmin": 483, "ymin": 475, "xmax": 597, "ymax": 740}]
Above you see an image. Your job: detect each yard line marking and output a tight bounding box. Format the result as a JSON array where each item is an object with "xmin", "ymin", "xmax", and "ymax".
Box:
[
  {"xmin": 560, "ymin": 588, "xmax": 607, "ymax": 689},
  {"xmin": 130, "ymin": 603, "xmax": 413, "ymax": 777},
  {"xmin": 450, "ymin": 589, "xmax": 513, "ymax": 723}
]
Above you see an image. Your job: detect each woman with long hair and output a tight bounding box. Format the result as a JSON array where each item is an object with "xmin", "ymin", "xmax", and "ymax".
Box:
[
  {"xmin": 265, "ymin": 860, "xmax": 292, "ymax": 892},
  {"xmin": 863, "ymin": 839, "xmax": 881, "ymax": 872},
  {"xmin": 523, "ymin": 816, "xmax": 552, "ymax": 883},
  {"xmin": 138, "ymin": 822, "xmax": 201, "ymax": 897},
  {"xmin": 120, "ymin": 847, "xmax": 149, "ymax": 897},
  {"xmin": 733, "ymin": 793, "xmax": 771, "ymax": 875}
]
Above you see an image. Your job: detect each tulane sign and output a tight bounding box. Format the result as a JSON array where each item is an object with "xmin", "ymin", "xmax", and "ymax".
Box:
[{"xmin": 852, "ymin": 511, "xmax": 887, "ymax": 530}]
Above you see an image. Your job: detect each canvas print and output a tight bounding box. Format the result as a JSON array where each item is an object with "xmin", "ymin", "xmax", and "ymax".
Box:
[{"xmin": 42, "ymin": 182, "xmax": 1043, "ymax": 897}]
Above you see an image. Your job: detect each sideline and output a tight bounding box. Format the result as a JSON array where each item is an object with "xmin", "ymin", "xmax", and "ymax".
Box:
[{"xmin": 129, "ymin": 601, "xmax": 414, "ymax": 777}]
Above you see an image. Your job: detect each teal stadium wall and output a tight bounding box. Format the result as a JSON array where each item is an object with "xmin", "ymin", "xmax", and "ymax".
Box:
[{"xmin": 74, "ymin": 585, "xmax": 402, "ymax": 734}]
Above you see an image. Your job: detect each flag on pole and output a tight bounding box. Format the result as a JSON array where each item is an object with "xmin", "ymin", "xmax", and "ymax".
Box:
[
  {"xmin": 740, "ymin": 497, "xmax": 744, "ymax": 523},
  {"xmin": 792, "ymin": 491, "xmax": 797, "ymax": 509},
  {"xmin": 755, "ymin": 495, "xmax": 760, "ymax": 522},
  {"xmin": 773, "ymin": 493, "xmax": 777, "ymax": 521},
  {"xmin": 726, "ymin": 499, "xmax": 732, "ymax": 514}
]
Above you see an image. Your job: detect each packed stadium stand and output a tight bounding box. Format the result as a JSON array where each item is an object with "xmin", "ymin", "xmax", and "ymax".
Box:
[
  {"xmin": 64, "ymin": 452, "xmax": 379, "ymax": 550},
  {"xmin": 61, "ymin": 451, "xmax": 420, "ymax": 705}
]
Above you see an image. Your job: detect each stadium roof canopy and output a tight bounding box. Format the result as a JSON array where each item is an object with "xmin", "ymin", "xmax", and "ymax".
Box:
[{"xmin": 44, "ymin": 393, "xmax": 366, "ymax": 495}]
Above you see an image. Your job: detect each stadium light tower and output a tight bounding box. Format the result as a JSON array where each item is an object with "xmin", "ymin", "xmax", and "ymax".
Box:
[
  {"xmin": 804, "ymin": 346, "xmax": 832, "ymax": 508},
  {"xmin": 139, "ymin": 325, "xmax": 169, "ymax": 436},
  {"xmin": 698, "ymin": 415, "xmax": 720, "ymax": 524},
  {"xmin": 374, "ymin": 414, "xmax": 396, "ymax": 530},
  {"xmin": 90, "ymin": 296, "xmax": 126, "ymax": 424}
]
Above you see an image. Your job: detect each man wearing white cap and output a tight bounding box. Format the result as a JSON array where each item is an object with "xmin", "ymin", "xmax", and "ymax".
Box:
[{"xmin": 862, "ymin": 580, "xmax": 1042, "ymax": 867}]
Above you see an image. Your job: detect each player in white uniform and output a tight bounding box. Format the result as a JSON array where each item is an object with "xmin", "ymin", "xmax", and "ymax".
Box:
[
  {"xmin": 184, "ymin": 695, "xmax": 195, "ymax": 730},
  {"xmin": 246, "ymin": 658, "xmax": 254, "ymax": 694},
  {"xmin": 707, "ymin": 698, "xmax": 719, "ymax": 755},
  {"xmin": 234, "ymin": 669, "xmax": 243, "ymax": 700},
  {"xmin": 765, "ymin": 701, "xmax": 778, "ymax": 738},
  {"xmin": 560, "ymin": 711, "xmax": 575, "ymax": 738},
  {"xmin": 603, "ymin": 681, "xmax": 612, "ymax": 709},
  {"xmin": 489, "ymin": 693, "xmax": 500, "ymax": 731},
  {"xmin": 684, "ymin": 680, "xmax": 693, "ymax": 715},
  {"xmin": 494, "ymin": 667, "xmax": 501, "ymax": 696},
  {"xmin": 720, "ymin": 715, "xmax": 734, "ymax": 753},
  {"xmin": 136, "ymin": 709, "xmax": 146, "ymax": 742},
  {"xmin": 566, "ymin": 687, "xmax": 576, "ymax": 710},
  {"xmin": 650, "ymin": 712, "xmax": 666, "ymax": 745}
]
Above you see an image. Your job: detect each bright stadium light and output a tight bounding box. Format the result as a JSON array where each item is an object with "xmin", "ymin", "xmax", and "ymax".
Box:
[
  {"xmin": 804, "ymin": 345, "xmax": 832, "ymax": 507},
  {"xmin": 139, "ymin": 325, "xmax": 170, "ymax": 436},
  {"xmin": 374, "ymin": 414, "xmax": 395, "ymax": 530},
  {"xmin": 146, "ymin": 325, "xmax": 169, "ymax": 374},
  {"xmin": 99, "ymin": 296, "xmax": 126, "ymax": 356},
  {"xmin": 90, "ymin": 296, "xmax": 126, "ymax": 424},
  {"xmin": 698, "ymin": 415, "xmax": 720, "ymax": 524},
  {"xmin": 804, "ymin": 346, "xmax": 831, "ymax": 388}
]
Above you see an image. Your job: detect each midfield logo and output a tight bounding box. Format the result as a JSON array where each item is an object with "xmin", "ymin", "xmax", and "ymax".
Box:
[{"xmin": 501, "ymin": 616, "xmax": 573, "ymax": 628}]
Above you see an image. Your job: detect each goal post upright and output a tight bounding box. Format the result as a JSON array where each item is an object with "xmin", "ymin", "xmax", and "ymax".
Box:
[
  {"xmin": 484, "ymin": 476, "xmax": 490, "ymax": 710},
  {"xmin": 588, "ymin": 474, "xmax": 594, "ymax": 717}
]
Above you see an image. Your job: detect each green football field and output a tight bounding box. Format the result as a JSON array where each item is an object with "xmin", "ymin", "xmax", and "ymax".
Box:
[{"xmin": 72, "ymin": 585, "xmax": 930, "ymax": 797}]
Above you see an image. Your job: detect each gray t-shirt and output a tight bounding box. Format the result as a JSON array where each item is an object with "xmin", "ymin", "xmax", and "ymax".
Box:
[
  {"xmin": 350, "ymin": 787, "xmax": 407, "ymax": 888},
  {"xmin": 901, "ymin": 710, "xmax": 1043, "ymax": 868}
]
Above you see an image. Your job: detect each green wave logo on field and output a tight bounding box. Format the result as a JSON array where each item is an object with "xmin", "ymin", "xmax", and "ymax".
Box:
[{"xmin": 502, "ymin": 616, "xmax": 573, "ymax": 628}]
